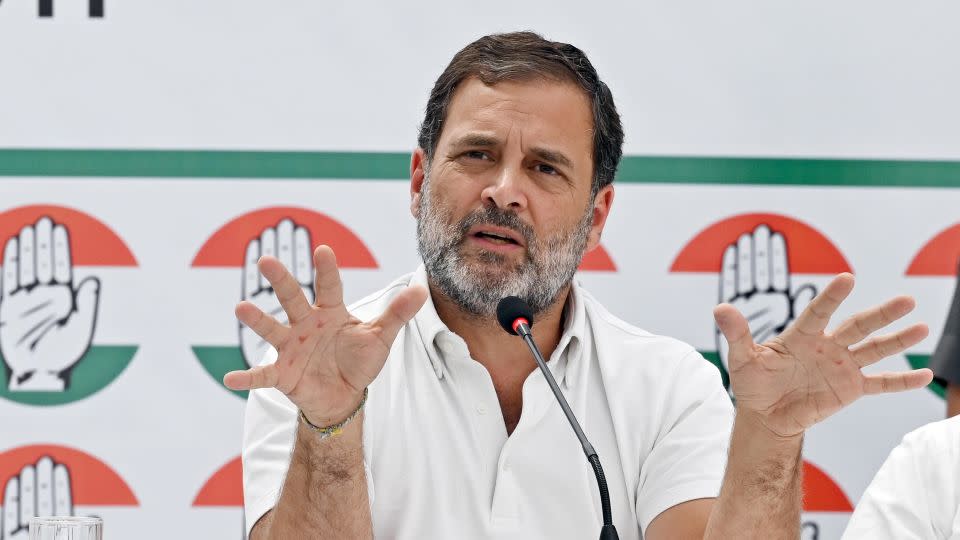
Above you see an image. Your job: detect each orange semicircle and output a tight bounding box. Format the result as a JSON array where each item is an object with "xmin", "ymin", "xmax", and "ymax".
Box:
[
  {"xmin": 192, "ymin": 456, "xmax": 243, "ymax": 507},
  {"xmin": 802, "ymin": 460, "xmax": 853, "ymax": 512},
  {"xmin": 192, "ymin": 207, "xmax": 377, "ymax": 269},
  {"xmin": 906, "ymin": 223, "xmax": 960, "ymax": 276},
  {"xmin": 0, "ymin": 445, "xmax": 138, "ymax": 506},
  {"xmin": 670, "ymin": 213, "xmax": 851, "ymax": 274},
  {"xmin": 0, "ymin": 205, "xmax": 137, "ymax": 267},
  {"xmin": 578, "ymin": 244, "xmax": 616, "ymax": 271}
]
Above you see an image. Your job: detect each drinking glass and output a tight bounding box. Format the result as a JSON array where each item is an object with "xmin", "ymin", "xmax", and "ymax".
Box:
[{"xmin": 28, "ymin": 517, "xmax": 102, "ymax": 540}]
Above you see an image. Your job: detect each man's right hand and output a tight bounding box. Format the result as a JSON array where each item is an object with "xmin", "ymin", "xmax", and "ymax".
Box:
[{"xmin": 223, "ymin": 245, "xmax": 427, "ymax": 426}]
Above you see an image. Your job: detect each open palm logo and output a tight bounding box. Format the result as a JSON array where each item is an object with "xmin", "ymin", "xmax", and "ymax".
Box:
[
  {"xmin": 1, "ymin": 456, "xmax": 73, "ymax": 539},
  {"xmin": 670, "ymin": 212, "xmax": 853, "ymax": 390},
  {"xmin": 1, "ymin": 218, "xmax": 99, "ymax": 392},
  {"xmin": 190, "ymin": 207, "xmax": 377, "ymax": 399},
  {"xmin": 0, "ymin": 445, "xmax": 139, "ymax": 536},
  {"xmin": 0, "ymin": 206, "xmax": 138, "ymax": 406},
  {"xmin": 716, "ymin": 224, "xmax": 817, "ymax": 392},
  {"xmin": 239, "ymin": 219, "xmax": 316, "ymax": 368}
]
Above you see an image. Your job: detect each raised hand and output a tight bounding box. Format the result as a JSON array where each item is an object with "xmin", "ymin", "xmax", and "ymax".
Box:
[
  {"xmin": 239, "ymin": 219, "xmax": 314, "ymax": 369},
  {"xmin": 715, "ymin": 273, "xmax": 932, "ymax": 438},
  {"xmin": 2, "ymin": 456, "xmax": 73, "ymax": 539},
  {"xmin": 223, "ymin": 246, "xmax": 427, "ymax": 425},
  {"xmin": 0, "ymin": 217, "xmax": 100, "ymax": 391},
  {"xmin": 717, "ymin": 225, "xmax": 816, "ymax": 383}
]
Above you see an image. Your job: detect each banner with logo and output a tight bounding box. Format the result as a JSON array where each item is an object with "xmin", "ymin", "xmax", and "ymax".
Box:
[{"xmin": 2, "ymin": 1, "xmax": 960, "ymax": 538}]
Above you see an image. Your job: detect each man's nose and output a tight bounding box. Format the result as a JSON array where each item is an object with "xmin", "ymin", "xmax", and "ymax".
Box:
[{"xmin": 480, "ymin": 164, "xmax": 528, "ymax": 211}]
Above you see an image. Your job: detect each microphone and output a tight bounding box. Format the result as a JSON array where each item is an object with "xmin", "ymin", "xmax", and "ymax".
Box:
[{"xmin": 496, "ymin": 296, "xmax": 620, "ymax": 540}]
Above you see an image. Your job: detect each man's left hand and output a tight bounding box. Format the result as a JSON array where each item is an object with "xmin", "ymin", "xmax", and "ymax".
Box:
[{"xmin": 715, "ymin": 272, "xmax": 933, "ymax": 439}]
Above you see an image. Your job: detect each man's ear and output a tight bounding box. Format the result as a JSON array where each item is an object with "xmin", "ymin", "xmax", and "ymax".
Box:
[
  {"xmin": 410, "ymin": 147, "xmax": 428, "ymax": 218},
  {"xmin": 585, "ymin": 184, "xmax": 614, "ymax": 253}
]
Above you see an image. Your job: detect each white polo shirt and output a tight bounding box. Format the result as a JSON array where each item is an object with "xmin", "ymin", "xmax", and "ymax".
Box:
[
  {"xmin": 843, "ymin": 415, "xmax": 960, "ymax": 539},
  {"xmin": 242, "ymin": 267, "xmax": 733, "ymax": 539}
]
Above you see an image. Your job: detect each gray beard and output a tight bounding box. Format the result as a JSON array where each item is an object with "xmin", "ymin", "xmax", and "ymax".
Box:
[{"xmin": 416, "ymin": 177, "xmax": 593, "ymax": 318}]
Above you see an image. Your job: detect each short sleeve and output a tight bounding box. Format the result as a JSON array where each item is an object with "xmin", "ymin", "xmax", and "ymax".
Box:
[{"xmin": 635, "ymin": 350, "xmax": 734, "ymax": 533}]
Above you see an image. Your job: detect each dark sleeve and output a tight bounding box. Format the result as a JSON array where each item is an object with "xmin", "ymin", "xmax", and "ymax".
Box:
[{"xmin": 930, "ymin": 259, "xmax": 960, "ymax": 387}]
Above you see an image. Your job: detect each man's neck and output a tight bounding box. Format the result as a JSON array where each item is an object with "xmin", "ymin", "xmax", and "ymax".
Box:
[{"xmin": 429, "ymin": 281, "xmax": 571, "ymax": 378}]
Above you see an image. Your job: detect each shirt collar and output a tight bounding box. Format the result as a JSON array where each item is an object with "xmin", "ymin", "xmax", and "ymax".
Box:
[{"xmin": 411, "ymin": 265, "xmax": 587, "ymax": 388}]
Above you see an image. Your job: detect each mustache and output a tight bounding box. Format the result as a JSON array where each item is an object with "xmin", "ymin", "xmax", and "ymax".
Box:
[{"xmin": 456, "ymin": 206, "xmax": 533, "ymax": 245}]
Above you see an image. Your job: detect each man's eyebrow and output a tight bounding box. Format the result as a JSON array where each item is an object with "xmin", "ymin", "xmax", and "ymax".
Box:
[
  {"xmin": 531, "ymin": 147, "xmax": 574, "ymax": 170},
  {"xmin": 449, "ymin": 133, "xmax": 500, "ymax": 149}
]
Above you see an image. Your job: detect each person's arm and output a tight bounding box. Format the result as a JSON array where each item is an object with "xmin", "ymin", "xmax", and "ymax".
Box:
[
  {"xmin": 224, "ymin": 246, "xmax": 426, "ymax": 539},
  {"xmin": 646, "ymin": 273, "xmax": 932, "ymax": 539},
  {"xmin": 250, "ymin": 411, "xmax": 369, "ymax": 540}
]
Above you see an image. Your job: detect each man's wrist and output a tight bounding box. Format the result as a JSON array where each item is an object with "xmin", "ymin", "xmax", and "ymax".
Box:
[
  {"xmin": 300, "ymin": 388, "xmax": 368, "ymax": 438},
  {"xmin": 8, "ymin": 370, "xmax": 66, "ymax": 391}
]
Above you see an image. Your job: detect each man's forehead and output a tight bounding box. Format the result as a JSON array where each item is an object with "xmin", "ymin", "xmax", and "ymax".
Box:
[{"xmin": 440, "ymin": 77, "xmax": 594, "ymax": 152}]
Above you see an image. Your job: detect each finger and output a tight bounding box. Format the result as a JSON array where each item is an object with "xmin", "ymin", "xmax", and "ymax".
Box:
[
  {"xmin": 18, "ymin": 225, "xmax": 36, "ymax": 288},
  {"xmin": 223, "ymin": 362, "xmax": 280, "ymax": 391},
  {"xmin": 19, "ymin": 464, "xmax": 35, "ymax": 521},
  {"xmin": 792, "ymin": 284, "xmax": 817, "ymax": 319},
  {"xmin": 243, "ymin": 239, "xmax": 261, "ymax": 299},
  {"xmin": 313, "ymin": 245, "xmax": 345, "ymax": 308},
  {"xmin": 35, "ymin": 457, "xmax": 52, "ymax": 518},
  {"xmin": 35, "ymin": 217, "xmax": 53, "ymax": 285},
  {"xmin": 277, "ymin": 219, "xmax": 294, "ymax": 274},
  {"xmin": 832, "ymin": 295, "xmax": 916, "ymax": 347},
  {"xmin": 720, "ymin": 244, "xmax": 737, "ymax": 303},
  {"xmin": 737, "ymin": 232, "xmax": 754, "ymax": 295},
  {"xmin": 259, "ymin": 227, "xmax": 277, "ymax": 290},
  {"xmin": 791, "ymin": 273, "xmax": 855, "ymax": 335},
  {"xmin": 235, "ymin": 300, "xmax": 290, "ymax": 347},
  {"xmin": 52, "ymin": 224, "xmax": 72, "ymax": 285},
  {"xmin": 367, "ymin": 285, "xmax": 429, "ymax": 348},
  {"xmin": 2, "ymin": 236, "xmax": 17, "ymax": 298},
  {"xmin": 293, "ymin": 226, "xmax": 312, "ymax": 288},
  {"xmin": 3, "ymin": 475, "xmax": 19, "ymax": 537},
  {"xmin": 53, "ymin": 464, "xmax": 71, "ymax": 516},
  {"xmin": 850, "ymin": 323, "xmax": 929, "ymax": 367},
  {"xmin": 771, "ymin": 232, "xmax": 789, "ymax": 292},
  {"xmin": 754, "ymin": 225, "xmax": 772, "ymax": 291},
  {"xmin": 713, "ymin": 303, "xmax": 756, "ymax": 363},
  {"xmin": 863, "ymin": 368, "xmax": 933, "ymax": 395},
  {"xmin": 257, "ymin": 257, "xmax": 312, "ymax": 323}
]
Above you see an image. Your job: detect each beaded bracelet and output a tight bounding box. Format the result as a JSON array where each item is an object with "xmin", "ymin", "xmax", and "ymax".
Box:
[{"xmin": 298, "ymin": 388, "xmax": 368, "ymax": 440}]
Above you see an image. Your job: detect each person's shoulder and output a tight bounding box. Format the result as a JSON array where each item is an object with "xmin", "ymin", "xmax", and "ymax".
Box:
[
  {"xmin": 900, "ymin": 414, "xmax": 960, "ymax": 454},
  {"xmin": 346, "ymin": 271, "xmax": 417, "ymax": 321}
]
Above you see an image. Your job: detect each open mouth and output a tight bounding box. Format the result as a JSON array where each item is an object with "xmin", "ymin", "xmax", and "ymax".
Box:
[{"xmin": 473, "ymin": 231, "xmax": 520, "ymax": 245}]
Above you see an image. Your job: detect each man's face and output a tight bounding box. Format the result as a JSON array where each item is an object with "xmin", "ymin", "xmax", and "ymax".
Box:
[{"xmin": 412, "ymin": 77, "xmax": 612, "ymax": 317}]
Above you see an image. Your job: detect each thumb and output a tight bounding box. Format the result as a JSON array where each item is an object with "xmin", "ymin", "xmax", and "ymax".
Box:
[
  {"xmin": 369, "ymin": 285, "xmax": 428, "ymax": 347},
  {"xmin": 792, "ymin": 284, "xmax": 817, "ymax": 319},
  {"xmin": 714, "ymin": 303, "xmax": 755, "ymax": 362},
  {"xmin": 72, "ymin": 277, "xmax": 101, "ymax": 332}
]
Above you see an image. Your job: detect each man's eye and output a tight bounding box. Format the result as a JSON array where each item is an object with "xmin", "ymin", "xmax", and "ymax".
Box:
[
  {"xmin": 465, "ymin": 151, "xmax": 489, "ymax": 160},
  {"xmin": 536, "ymin": 164, "xmax": 558, "ymax": 175}
]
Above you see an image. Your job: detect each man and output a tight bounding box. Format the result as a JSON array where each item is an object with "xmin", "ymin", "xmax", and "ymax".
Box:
[{"xmin": 224, "ymin": 32, "xmax": 932, "ymax": 539}]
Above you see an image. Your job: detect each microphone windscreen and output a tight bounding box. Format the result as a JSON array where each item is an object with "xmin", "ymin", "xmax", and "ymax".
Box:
[{"xmin": 496, "ymin": 296, "xmax": 534, "ymax": 335}]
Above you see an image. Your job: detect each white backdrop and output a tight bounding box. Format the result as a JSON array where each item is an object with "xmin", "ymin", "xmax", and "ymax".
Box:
[{"xmin": 1, "ymin": 2, "xmax": 959, "ymax": 539}]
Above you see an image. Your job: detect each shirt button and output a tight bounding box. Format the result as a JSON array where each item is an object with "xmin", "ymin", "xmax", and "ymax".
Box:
[
  {"xmin": 501, "ymin": 459, "xmax": 510, "ymax": 471},
  {"xmin": 476, "ymin": 404, "xmax": 487, "ymax": 415}
]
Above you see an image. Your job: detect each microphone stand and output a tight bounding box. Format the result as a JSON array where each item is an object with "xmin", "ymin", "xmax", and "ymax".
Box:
[{"xmin": 514, "ymin": 320, "xmax": 620, "ymax": 540}]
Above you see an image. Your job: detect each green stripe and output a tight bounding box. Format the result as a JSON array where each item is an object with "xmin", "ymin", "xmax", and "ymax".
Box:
[{"xmin": 0, "ymin": 149, "xmax": 959, "ymax": 187}]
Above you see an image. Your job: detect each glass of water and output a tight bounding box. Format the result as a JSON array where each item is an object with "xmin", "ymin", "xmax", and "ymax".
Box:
[{"xmin": 28, "ymin": 517, "xmax": 102, "ymax": 540}]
